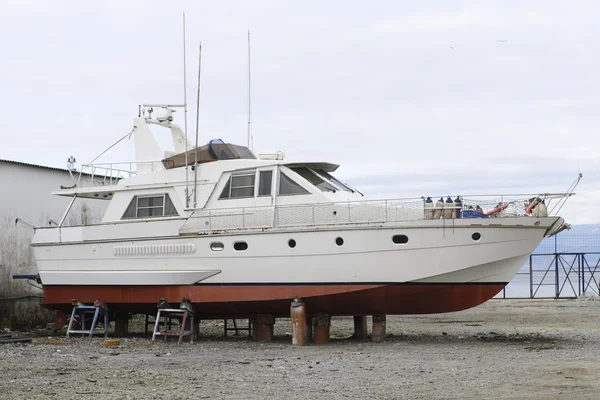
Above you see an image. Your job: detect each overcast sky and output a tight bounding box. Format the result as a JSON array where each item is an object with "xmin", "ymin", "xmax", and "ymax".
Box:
[{"xmin": 1, "ymin": 1, "xmax": 598, "ymax": 224}]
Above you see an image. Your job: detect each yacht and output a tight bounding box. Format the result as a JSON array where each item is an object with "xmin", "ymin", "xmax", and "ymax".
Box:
[{"xmin": 31, "ymin": 106, "xmax": 568, "ymax": 318}]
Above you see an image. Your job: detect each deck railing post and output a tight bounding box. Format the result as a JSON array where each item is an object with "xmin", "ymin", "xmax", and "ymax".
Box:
[
  {"xmin": 347, "ymin": 201, "xmax": 351, "ymax": 223},
  {"xmin": 384, "ymin": 200, "xmax": 388, "ymax": 222}
]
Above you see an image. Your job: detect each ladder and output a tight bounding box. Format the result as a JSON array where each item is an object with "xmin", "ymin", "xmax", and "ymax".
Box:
[
  {"xmin": 152, "ymin": 299, "xmax": 195, "ymax": 344},
  {"xmin": 66, "ymin": 300, "xmax": 109, "ymax": 338}
]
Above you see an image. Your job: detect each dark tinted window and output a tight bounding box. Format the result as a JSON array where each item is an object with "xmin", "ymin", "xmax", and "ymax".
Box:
[
  {"xmin": 234, "ymin": 242, "xmax": 248, "ymax": 251},
  {"xmin": 291, "ymin": 167, "xmax": 337, "ymax": 192},
  {"xmin": 279, "ymin": 172, "xmax": 309, "ymax": 195},
  {"xmin": 313, "ymin": 169, "xmax": 353, "ymax": 192},
  {"xmin": 392, "ymin": 235, "xmax": 409, "ymax": 244},
  {"xmin": 258, "ymin": 171, "xmax": 273, "ymax": 196},
  {"xmin": 220, "ymin": 172, "xmax": 256, "ymax": 199},
  {"xmin": 122, "ymin": 194, "xmax": 179, "ymax": 219}
]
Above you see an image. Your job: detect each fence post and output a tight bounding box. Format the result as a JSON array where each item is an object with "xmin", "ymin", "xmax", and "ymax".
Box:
[
  {"xmin": 579, "ymin": 254, "xmax": 582, "ymax": 296},
  {"xmin": 581, "ymin": 253, "xmax": 586, "ymax": 295},
  {"xmin": 554, "ymin": 254, "xmax": 559, "ymax": 299},
  {"xmin": 529, "ymin": 255, "xmax": 533, "ymax": 299}
]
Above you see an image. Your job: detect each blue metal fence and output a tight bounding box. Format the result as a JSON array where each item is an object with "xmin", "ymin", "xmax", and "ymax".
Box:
[{"xmin": 498, "ymin": 227, "xmax": 600, "ymax": 299}]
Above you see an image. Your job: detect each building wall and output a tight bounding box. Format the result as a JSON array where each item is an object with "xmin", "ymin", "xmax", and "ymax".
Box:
[{"xmin": 0, "ymin": 161, "xmax": 108, "ymax": 299}]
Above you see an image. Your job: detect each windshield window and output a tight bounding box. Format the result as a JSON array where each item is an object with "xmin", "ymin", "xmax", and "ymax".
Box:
[
  {"xmin": 312, "ymin": 169, "xmax": 354, "ymax": 192},
  {"xmin": 290, "ymin": 167, "xmax": 337, "ymax": 193},
  {"xmin": 279, "ymin": 171, "xmax": 309, "ymax": 195}
]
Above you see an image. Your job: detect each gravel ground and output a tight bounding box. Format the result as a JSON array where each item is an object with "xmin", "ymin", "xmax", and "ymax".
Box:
[{"xmin": 1, "ymin": 298, "xmax": 599, "ymax": 400}]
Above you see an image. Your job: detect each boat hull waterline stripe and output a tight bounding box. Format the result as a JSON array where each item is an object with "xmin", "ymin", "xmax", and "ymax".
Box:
[{"xmin": 41, "ymin": 283, "xmax": 507, "ymax": 316}]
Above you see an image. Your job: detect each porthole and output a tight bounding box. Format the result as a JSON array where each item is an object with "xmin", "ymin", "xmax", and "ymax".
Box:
[
  {"xmin": 335, "ymin": 237, "xmax": 344, "ymax": 246},
  {"xmin": 210, "ymin": 242, "xmax": 224, "ymax": 252},
  {"xmin": 472, "ymin": 232, "xmax": 481, "ymax": 241},
  {"xmin": 288, "ymin": 239, "xmax": 297, "ymax": 248},
  {"xmin": 392, "ymin": 235, "xmax": 409, "ymax": 244},
  {"xmin": 233, "ymin": 241, "xmax": 248, "ymax": 251}
]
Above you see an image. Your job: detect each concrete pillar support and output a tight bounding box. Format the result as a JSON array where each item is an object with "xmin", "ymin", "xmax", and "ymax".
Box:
[
  {"xmin": 371, "ymin": 314, "xmax": 386, "ymax": 343},
  {"xmin": 114, "ymin": 313, "xmax": 129, "ymax": 337},
  {"xmin": 307, "ymin": 316, "xmax": 314, "ymax": 342},
  {"xmin": 290, "ymin": 298, "xmax": 308, "ymax": 346},
  {"xmin": 252, "ymin": 314, "xmax": 275, "ymax": 342},
  {"xmin": 353, "ymin": 315, "xmax": 368, "ymax": 339},
  {"xmin": 313, "ymin": 313, "xmax": 331, "ymax": 344}
]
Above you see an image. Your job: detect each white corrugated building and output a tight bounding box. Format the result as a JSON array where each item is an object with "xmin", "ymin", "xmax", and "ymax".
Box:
[{"xmin": 0, "ymin": 159, "xmax": 108, "ymax": 300}]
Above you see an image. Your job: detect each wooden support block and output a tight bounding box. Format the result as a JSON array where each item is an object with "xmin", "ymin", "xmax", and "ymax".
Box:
[
  {"xmin": 104, "ymin": 339, "xmax": 120, "ymax": 347},
  {"xmin": 372, "ymin": 314, "xmax": 386, "ymax": 343},
  {"xmin": 114, "ymin": 313, "xmax": 129, "ymax": 337},
  {"xmin": 313, "ymin": 313, "xmax": 331, "ymax": 344},
  {"xmin": 194, "ymin": 321, "xmax": 200, "ymax": 341},
  {"xmin": 306, "ymin": 316, "xmax": 313, "ymax": 342},
  {"xmin": 252, "ymin": 314, "xmax": 274, "ymax": 342},
  {"xmin": 353, "ymin": 315, "xmax": 368, "ymax": 339}
]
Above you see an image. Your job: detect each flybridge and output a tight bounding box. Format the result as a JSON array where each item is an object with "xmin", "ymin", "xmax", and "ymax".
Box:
[{"xmin": 66, "ymin": 106, "xmax": 257, "ymax": 188}]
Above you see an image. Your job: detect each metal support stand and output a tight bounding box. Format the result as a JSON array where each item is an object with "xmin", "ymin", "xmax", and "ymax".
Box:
[
  {"xmin": 224, "ymin": 319, "xmax": 252, "ymax": 337},
  {"xmin": 152, "ymin": 299, "xmax": 195, "ymax": 344},
  {"xmin": 66, "ymin": 300, "xmax": 108, "ymax": 338}
]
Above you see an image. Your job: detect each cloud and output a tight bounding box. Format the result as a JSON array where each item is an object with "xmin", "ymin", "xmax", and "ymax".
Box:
[{"xmin": 1, "ymin": 0, "xmax": 599, "ymax": 224}]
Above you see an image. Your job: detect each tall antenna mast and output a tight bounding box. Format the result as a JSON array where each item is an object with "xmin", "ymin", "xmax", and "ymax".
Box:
[
  {"xmin": 247, "ymin": 30, "xmax": 253, "ymax": 151},
  {"xmin": 193, "ymin": 43, "xmax": 202, "ymax": 209},
  {"xmin": 182, "ymin": 12, "xmax": 190, "ymax": 208}
]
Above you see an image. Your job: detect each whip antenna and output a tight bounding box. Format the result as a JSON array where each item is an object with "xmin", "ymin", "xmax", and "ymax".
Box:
[
  {"xmin": 182, "ymin": 11, "xmax": 190, "ymax": 208},
  {"xmin": 247, "ymin": 30, "xmax": 253, "ymax": 151},
  {"xmin": 193, "ymin": 43, "xmax": 202, "ymax": 208}
]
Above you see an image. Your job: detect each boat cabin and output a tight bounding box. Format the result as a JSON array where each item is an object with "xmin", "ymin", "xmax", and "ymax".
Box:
[{"xmin": 51, "ymin": 114, "xmax": 362, "ymax": 227}]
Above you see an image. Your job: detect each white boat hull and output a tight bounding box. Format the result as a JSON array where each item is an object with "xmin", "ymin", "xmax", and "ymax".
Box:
[{"xmin": 31, "ymin": 216, "xmax": 560, "ymax": 316}]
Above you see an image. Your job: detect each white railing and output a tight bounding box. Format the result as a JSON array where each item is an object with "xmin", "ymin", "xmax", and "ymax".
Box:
[
  {"xmin": 74, "ymin": 161, "xmax": 165, "ymax": 187},
  {"xmin": 179, "ymin": 194, "xmax": 566, "ymax": 235}
]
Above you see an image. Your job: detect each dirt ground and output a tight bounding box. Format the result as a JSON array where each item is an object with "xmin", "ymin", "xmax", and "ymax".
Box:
[{"xmin": 1, "ymin": 299, "xmax": 599, "ymax": 400}]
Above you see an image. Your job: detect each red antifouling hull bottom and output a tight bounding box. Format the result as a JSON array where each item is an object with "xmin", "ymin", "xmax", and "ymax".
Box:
[{"xmin": 41, "ymin": 283, "xmax": 506, "ymax": 318}]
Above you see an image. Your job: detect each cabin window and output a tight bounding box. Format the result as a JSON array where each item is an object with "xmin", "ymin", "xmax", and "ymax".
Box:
[
  {"xmin": 233, "ymin": 241, "xmax": 248, "ymax": 251},
  {"xmin": 220, "ymin": 172, "xmax": 256, "ymax": 199},
  {"xmin": 258, "ymin": 171, "xmax": 273, "ymax": 196},
  {"xmin": 278, "ymin": 171, "xmax": 309, "ymax": 195},
  {"xmin": 210, "ymin": 242, "xmax": 224, "ymax": 252},
  {"xmin": 290, "ymin": 167, "xmax": 337, "ymax": 193},
  {"xmin": 122, "ymin": 194, "xmax": 179, "ymax": 219},
  {"xmin": 392, "ymin": 235, "xmax": 409, "ymax": 244}
]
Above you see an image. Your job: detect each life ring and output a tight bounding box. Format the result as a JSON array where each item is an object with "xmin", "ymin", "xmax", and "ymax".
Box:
[
  {"xmin": 526, "ymin": 200, "xmax": 538, "ymax": 215},
  {"xmin": 485, "ymin": 203, "xmax": 509, "ymax": 216}
]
